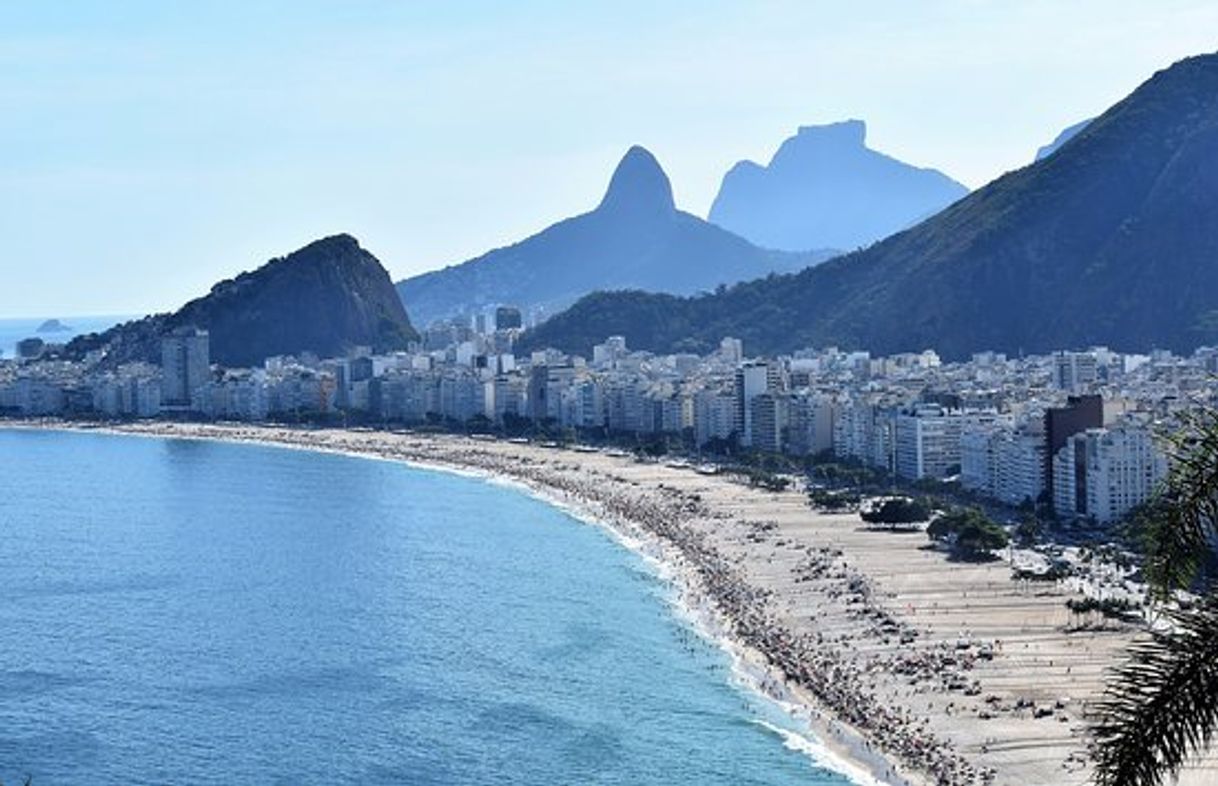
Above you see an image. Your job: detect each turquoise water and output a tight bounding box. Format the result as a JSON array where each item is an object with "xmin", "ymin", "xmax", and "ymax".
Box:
[{"xmin": 0, "ymin": 429, "xmax": 856, "ymax": 785}]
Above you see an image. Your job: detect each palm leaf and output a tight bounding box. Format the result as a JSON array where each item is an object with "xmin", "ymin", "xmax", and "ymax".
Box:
[
  {"xmin": 1091, "ymin": 597, "xmax": 1218, "ymax": 786},
  {"xmin": 1144, "ymin": 409, "xmax": 1218, "ymax": 598}
]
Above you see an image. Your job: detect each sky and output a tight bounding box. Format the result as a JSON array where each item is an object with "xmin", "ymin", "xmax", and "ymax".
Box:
[{"xmin": 2, "ymin": 1, "xmax": 1217, "ymax": 318}]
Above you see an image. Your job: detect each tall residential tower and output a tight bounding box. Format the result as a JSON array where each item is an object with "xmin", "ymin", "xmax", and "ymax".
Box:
[{"xmin": 161, "ymin": 327, "xmax": 210, "ymax": 413}]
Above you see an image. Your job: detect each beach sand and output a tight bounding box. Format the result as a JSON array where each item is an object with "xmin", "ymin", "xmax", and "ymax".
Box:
[{"xmin": 17, "ymin": 421, "xmax": 1218, "ymax": 786}]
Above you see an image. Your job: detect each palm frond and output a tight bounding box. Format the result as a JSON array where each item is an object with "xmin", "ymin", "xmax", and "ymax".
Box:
[
  {"xmin": 1091, "ymin": 596, "xmax": 1218, "ymax": 786},
  {"xmin": 1145, "ymin": 409, "xmax": 1218, "ymax": 598}
]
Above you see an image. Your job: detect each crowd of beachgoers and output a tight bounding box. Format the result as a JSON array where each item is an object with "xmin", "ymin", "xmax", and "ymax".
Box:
[
  {"xmin": 154, "ymin": 424, "xmax": 992, "ymax": 785},
  {"xmin": 507, "ymin": 466, "xmax": 992, "ymax": 785},
  {"xmin": 18, "ymin": 420, "xmax": 1138, "ymax": 785}
]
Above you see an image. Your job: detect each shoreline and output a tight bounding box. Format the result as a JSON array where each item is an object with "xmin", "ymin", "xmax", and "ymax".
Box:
[
  {"xmin": 8, "ymin": 420, "xmax": 902, "ymax": 785},
  {"xmin": 10, "ymin": 419, "xmax": 1215, "ymax": 785},
  {"xmin": 3, "ymin": 420, "xmax": 920, "ymax": 785}
]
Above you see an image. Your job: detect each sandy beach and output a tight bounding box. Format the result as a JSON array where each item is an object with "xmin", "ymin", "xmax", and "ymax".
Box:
[{"xmin": 12, "ymin": 420, "xmax": 1218, "ymax": 786}]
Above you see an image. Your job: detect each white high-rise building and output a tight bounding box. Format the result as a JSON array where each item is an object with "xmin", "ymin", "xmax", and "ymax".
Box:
[
  {"xmin": 960, "ymin": 427, "xmax": 1001, "ymax": 496},
  {"xmin": 996, "ymin": 430, "xmax": 1046, "ymax": 506},
  {"xmin": 735, "ymin": 362, "xmax": 770, "ymax": 446},
  {"xmin": 961, "ymin": 420, "xmax": 1045, "ymax": 505},
  {"xmin": 1054, "ymin": 351, "xmax": 1099, "ymax": 392},
  {"xmin": 832, "ymin": 401, "xmax": 894, "ymax": 471},
  {"xmin": 492, "ymin": 374, "xmax": 527, "ymax": 421},
  {"xmin": 749, "ymin": 393, "xmax": 789, "ymax": 454},
  {"xmin": 1052, "ymin": 424, "xmax": 1168, "ymax": 524},
  {"xmin": 787, "ymin": 392, "xmax": 836, "ymax": 456},
  {"xmin": 566, "ymin": 379, "xmax": 604, "ymax": 429},
  {"xmin": 894, "ymin": 405, "xmax": 966, "ymax": 480},
  {"xmin": 160, "ymin": 327, "xmax": 210, "ymax": 412},
  {"xmin": 694, "ymin": 388, "xmax": 738, "ymax": 447},
  {"xmin": 606, "ymin": 379, "xmax": 647, "ymax": 434},
  {"xmin": 1052, "ymin": 441, "xmax": 1078, "ymax": 519}
]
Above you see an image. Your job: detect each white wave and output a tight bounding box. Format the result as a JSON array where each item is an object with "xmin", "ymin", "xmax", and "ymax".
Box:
[
  {"xmin": 348, "ymin": 446, "xmax": 900, "ymax": 786},
  {"xmin": 751, "ymin": 718, "xmax": 890, "ymax": 786},
  {"xmin": 45, "ymin": 423, "xmax": 899, "ymax": 786}
]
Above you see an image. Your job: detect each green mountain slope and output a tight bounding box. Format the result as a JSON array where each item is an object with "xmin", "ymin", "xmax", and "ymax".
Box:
[
  {"xmin": 395, "ymin": 146, "xmax": 832, "ymax": 326},
  {"xmin": 524, "ymin": 53, "xmax": 1218, "ymax": 360},
  {"xmin": 67, "ymin": 234, "xmax": 417, "ymax": 367}
]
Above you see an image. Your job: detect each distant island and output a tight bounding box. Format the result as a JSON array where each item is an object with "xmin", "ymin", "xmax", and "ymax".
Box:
[{"xmin": 37, "ymin": 318, "xmax": 72, "ymax": 333}]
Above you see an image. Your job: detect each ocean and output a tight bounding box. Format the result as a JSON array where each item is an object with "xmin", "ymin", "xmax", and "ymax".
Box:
[
  {"xmin": 0, "ymin": 316, "xmax": 134, "ymax": 360},
  {"xmin": 0, "ymin": 429, "xmax": 861, "ymax": 786}
]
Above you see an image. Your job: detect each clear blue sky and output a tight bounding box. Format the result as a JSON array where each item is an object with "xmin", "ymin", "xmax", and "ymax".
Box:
[{"xmin": 2, "ymin": 1, "xmax": 1216, "ymax": 317}]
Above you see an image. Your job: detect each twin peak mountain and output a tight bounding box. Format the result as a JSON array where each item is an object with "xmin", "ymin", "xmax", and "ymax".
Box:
[
  {"xmin": 396, "ymin": 144, "xmax": 832, "ymax": 327},
  {"xmin": 71, "ymin": 52, "xmax": 1218, "ymax": 366},
  {"xmin": 75, "ymin": 128, "xmax": 950, "ymax": 368},
  {"xmin": 395, "ymin": 124, "xmax": 963, "ymax": 325},
  {"xmin": 528, "ymin": 52, "xmax": 1218, "ymax": 360}
]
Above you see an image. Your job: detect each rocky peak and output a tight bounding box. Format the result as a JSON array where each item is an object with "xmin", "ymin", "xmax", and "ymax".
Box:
[{"xmin": 596, "ymin": 145, "xmax": 676, "ymax": 218}]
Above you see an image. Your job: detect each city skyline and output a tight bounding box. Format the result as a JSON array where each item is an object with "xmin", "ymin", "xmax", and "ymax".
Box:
[
  {"xmin": 0, "ymin": 306, "xmax": 1190, "ymax": 532},
  {"xmin": 4, "ymin": 1, "xmax": 1218, "ymax": 317},
  {"xmin": 7, "ymin": 6, "xmax": 1218, "ymax": 784}
]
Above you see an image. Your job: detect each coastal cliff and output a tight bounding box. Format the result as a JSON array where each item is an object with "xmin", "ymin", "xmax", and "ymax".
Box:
[{"xmin": 66, "ymin": 234, "xmax": 417, "ymax": 368}]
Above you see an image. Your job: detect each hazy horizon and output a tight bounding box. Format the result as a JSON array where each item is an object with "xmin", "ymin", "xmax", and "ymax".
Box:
[{"xmin": 4, "ymin": 1, "xmax": 1218, "ymax": 317}]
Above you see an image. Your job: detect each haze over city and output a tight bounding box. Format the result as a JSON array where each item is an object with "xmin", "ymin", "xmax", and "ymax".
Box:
[
  {"xmin": 6, "ymin": 5, "xmax": 1218, "ymax": 785},
  {"xmin": 4, "ymin": 0, "xmax": 1218, "ymax": 316}
]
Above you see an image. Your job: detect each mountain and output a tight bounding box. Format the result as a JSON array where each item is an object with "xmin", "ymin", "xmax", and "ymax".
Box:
[
  {"xmin": 1035, "ymin": 118, "xmax": 1092, "ymax": 161},
  {"xmin": 394, "ymin": 146, "xmax": 834, "ymax": 326},
  {"xmin": 66, "ymin": 234, "xmax": 417, "ymax": 367},
  {"xmin": 707, "ymin": 120, "xmax": 968, "ymax": 252},
  {"xmin": 523, "ymin": 53, "xmax": 1218, "ymax": 361}
]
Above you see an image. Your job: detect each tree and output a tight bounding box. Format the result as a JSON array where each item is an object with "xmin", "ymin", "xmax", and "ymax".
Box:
[
  {"xmin": 1014, "ymin": 514, "xmax": 1042, "ymax": 546},
  {"xmin": 743, "ymin": 467, "xmax": 790, "ymax": 492},
  {"xmin": 954, "ymin": 518, "xmax": 1008, "ymax": 557},
  {"xmin": 639, "ymin": 436, "xmax": 668, "ymax": 458},
  {"xmin": 861, "ymin": 497, "xmax": 931, "ymax": 529},
  {"xmin": 808, "ymin": 488, "xmax": 861, "ymax": 512},
  {"xmin": 501, "ymin": 412, "xmax": 533, "ymax": 438},
  {"xmin": 465, "ymin": 413, "xmax": 494, "ymax": 434},
  {"xmin": 926, "ymin": 507, "xmax": 1008, "ymax": 561},
  {"xmin": 1091, "ymin": 409, "xmax": 1218, "ymax": 786},
  {"xmin": 702, "ymin": 432, "xmax": 740, "ymax": 458}
]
